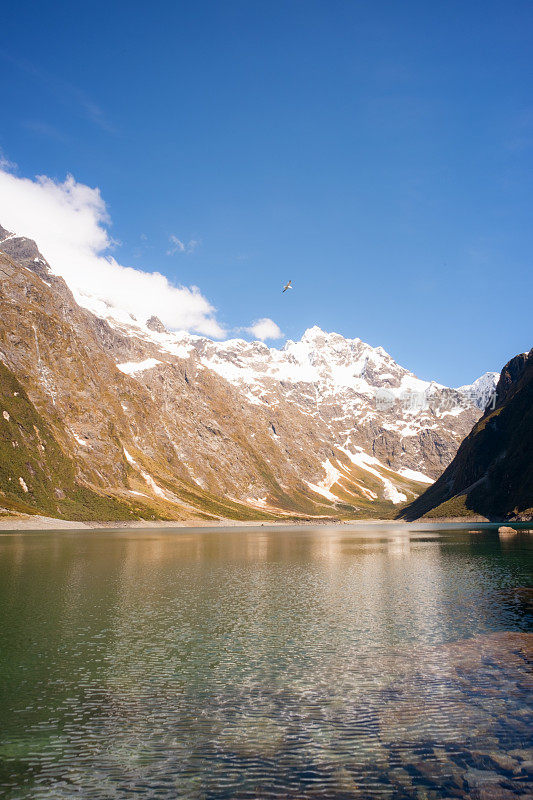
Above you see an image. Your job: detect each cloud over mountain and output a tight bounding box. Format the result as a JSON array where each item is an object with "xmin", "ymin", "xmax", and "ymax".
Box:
[
  {"xmin": 245, "ymin": 318, "xmax": 284, "ymax": 341},
  {"xmin": 0, "ymin": 168, "xmax": 225, "ymax": 337}
]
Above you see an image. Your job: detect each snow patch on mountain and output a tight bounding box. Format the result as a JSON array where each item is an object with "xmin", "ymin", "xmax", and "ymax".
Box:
[
  {"xmin": 117, "ymin": 358, "xmax": 162, "ymax": 375},
  {"xmin": 123, "ymin": 447, "xmax": 167, "ymax": 499},
  {"xmin": 305, "ymin": 459, "xmax": 345, "ymax": 501},
  {"xmin": 338, "ymin": 447, "xmax": 409, "ymax": 504},
  {"xmin": 398, "ymin": 467, "xmax": 433, "ymax": 484}
]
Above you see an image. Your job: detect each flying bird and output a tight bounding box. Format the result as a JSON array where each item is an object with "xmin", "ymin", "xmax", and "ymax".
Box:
[{"xmin": 282, "ymin": 280, "xmax": 292, "ymax": 293}]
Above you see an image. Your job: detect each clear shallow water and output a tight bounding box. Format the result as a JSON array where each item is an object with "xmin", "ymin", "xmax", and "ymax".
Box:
[{"xmin": 0, "ymin": 524, "xmax": 531, "ymax": 799}]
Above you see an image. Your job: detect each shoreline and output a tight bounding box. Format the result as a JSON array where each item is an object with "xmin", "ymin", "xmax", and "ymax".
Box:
[
  {"xmin": 0, "ymin": 513, "xmax": 530, "ymax": 532},
  {"xmin": 0, "ymin": 514, "xmax": 400, "ymax": 531}
]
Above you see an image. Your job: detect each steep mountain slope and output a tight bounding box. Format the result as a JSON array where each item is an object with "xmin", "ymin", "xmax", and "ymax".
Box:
[
  {"xmin": 0, "ymin": 360, "xmax": 171, "ymax": 521},
  {"xmin": 400, "ymin": 350, "xmax": 533, "ymax": 521},
  {"xmin": 79, "ymin": 294, "xmax": 489, "ymax": 480},
  {"xmin": 0, "ymin": 224, "xmax": 494, "ymax": 521}
]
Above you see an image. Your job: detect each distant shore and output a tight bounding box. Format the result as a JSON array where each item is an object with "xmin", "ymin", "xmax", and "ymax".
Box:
[
  {"xmin": 0, "ymin": 514, "xmax": 394, "ymax": 531},
  {"xmin": 1, "ymin": 513, "xmax": 528, "ymax": 531}
]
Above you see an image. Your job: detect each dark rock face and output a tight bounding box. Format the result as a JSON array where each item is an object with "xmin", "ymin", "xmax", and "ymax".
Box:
[
  {"xmin": 496, "ymin": 352, "xmax": 530, "ymax": 406},
  {"xmin": 400, "ymin": 349, "xmax": 533, "ymax": 521}
]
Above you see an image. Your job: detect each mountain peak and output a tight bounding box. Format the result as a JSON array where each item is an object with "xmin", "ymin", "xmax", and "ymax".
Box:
[
  {"xmin": 457, "ymin": 371, "xmax": 499, "ymax": 410},
  {"xmin": 300, "ymin": 326, "xmax": 363, "ymax": 346},
  {"xmin": 301, "ymin": 325, "xmax": 328, "ymax": 339}
]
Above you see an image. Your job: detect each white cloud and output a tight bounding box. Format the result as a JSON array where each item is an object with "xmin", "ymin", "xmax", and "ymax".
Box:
[
  {"xmin": 245, "ymin": 318, "xmax": 284, "ymax": 341},
  {"xmin": 167, "ymin": 235, "xmax": 199, "ymax": 255},
  {"xmin": 0, "ymin": 168, "xmax": 225, "ymax": 337}
]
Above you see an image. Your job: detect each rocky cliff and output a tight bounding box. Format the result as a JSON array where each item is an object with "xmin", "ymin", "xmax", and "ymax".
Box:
[
  {"xmin": 0, "ymin": 224, "xmax": 495, "ymax": 521},
  {"xmin": 400, "ymin": 350, "xmax": 533, "ymax": 521}
]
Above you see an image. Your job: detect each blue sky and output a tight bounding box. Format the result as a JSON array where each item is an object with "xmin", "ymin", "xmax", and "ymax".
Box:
[{"xmin": 0, "ymin": 0, "xmax": 531, "ymax": 385}]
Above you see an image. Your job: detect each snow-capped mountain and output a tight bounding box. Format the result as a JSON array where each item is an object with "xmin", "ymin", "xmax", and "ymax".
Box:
[
  {"xmin": 80, "ymin": 293, "xmax": 487, "ymax": 475},
  {"xmin": 457, "ymin": 371, "xmax": 500, "ymax": 410},
  {"xmin": 0, "ymin": 224, "xmax": 494, "ymax": 522}
]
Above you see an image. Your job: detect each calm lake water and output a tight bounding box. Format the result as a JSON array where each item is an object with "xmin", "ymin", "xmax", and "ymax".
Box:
[{"xmin": 0, "ymin": 524, "xmax": 531, "ymax": 799}]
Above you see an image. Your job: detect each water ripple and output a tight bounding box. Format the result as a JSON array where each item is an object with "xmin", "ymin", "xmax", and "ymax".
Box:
[{"xmin": 0, "ymin": 525, "xmax": 531, "ymax": 798}]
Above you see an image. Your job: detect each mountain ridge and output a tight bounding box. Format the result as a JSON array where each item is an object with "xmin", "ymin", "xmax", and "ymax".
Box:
[{"xmin": 0, "ymin": 223, "xmax": 498, "ymax": 521}]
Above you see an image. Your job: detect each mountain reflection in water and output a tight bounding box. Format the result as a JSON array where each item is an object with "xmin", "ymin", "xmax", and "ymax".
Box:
[{"xmin": 0, "ymin": 524, "xmax": 531, "ymax": 799}]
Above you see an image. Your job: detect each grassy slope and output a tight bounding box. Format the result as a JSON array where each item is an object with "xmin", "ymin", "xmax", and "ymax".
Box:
[
  {"xmin": 0, "ymin": 362, "xmax": 229, "ymax": 522},
  {"xmin": 0, "ymin": 362, "xmax": 331, "ymax": 523},
  {"xmin": 0, "ymin": 362, "xmax": 143, "ymax": 520}
]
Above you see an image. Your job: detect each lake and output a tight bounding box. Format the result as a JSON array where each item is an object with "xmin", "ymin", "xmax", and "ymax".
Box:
[{"xmin": 0, "ymin": 524, "xmax": 531, "ymax": 799}]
